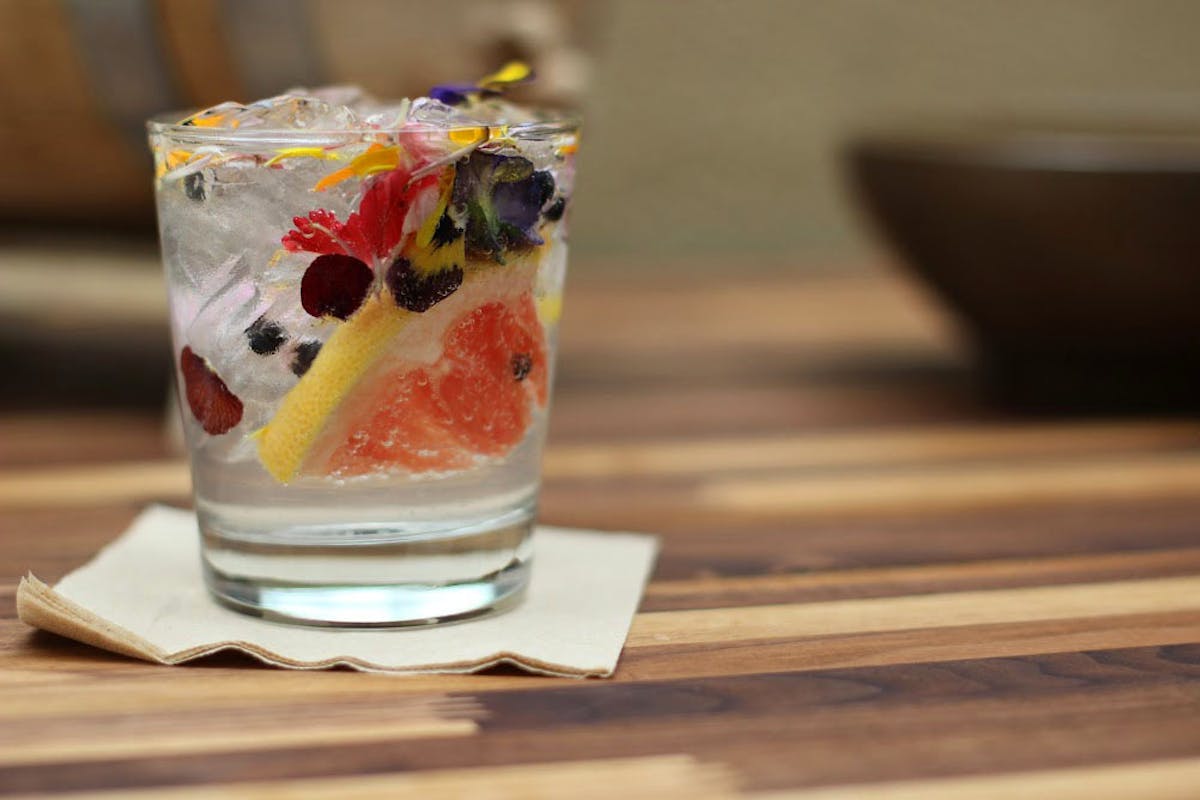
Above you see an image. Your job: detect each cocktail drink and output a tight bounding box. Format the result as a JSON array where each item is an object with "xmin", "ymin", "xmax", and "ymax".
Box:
[{"xmin": 148, "ymin": 66, "xmax": 578, "ymax": 625}]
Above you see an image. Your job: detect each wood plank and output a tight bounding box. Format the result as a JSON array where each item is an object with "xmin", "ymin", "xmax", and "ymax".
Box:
[
  {"xmin": 5, "ymin": 421, "xmax": 1199, "ymax": 510},
  {"xmin": 0, "ymin": 695, "xmax": 478, "ymax": 766},
  {"xmin": 642, "ymin": 546, "xmax": 1200, "ymax": 611},
  {"xmin": 3, "ymin": 608, "xmax": 1197, "ymax": 698},
  {"xmin": 558, "ymin": 272, "xmax": 950, "ymax": 355},
  {"xmin": 5, "ymin": 755, "xmax": 738, "ymax": 799},
  {"xmin": 12, "ymin": 543, "xmax": 1200, "ymax": 625},
  {"xmin": 619, "ymin": 612, "xmax": 1200, "ymax": 682},
  {"xmin": 0, "ymin": 412, "xmax": 170, "ymax": 468},
  {"xmin": 4, "ymin": 655, "xmax": 1196, "ymax": 794},
  {"xmin": 474, "ymin": 646, "xmax": 1200, "ymax": 732},
  {"xmin": 0, "ymin": 460, "xmax": 190, "ymax": 510},
  {"xmin": 3, "ymin": 267, "xmax": 1200, "ymax": 797},
  {"xmin": 7, "ymin": 495, "xmax": 1200, "ymax": 594},
  {"xmin": 753, "ymin": 757, "xmax": 1200, "ymax": 799},
  {"xmin": 628, "ymin": 575, "xmax": 1200, "ymax": 648},
  {"xmin": 545, "ymin": 420, "xmax": 1200, "ymax": 479},
  {"xmin": 700, "ymin": 452, "xmax": 1200, "ymax": 518},
  {"xmin": 550, "ymin": 381, "xmax": 990, "ymax": 441}
]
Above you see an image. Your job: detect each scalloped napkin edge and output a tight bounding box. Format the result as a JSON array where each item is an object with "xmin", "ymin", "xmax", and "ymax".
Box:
[{"xmin": 17, "ymin": 505, "xmax": 658, "ymax": 678}]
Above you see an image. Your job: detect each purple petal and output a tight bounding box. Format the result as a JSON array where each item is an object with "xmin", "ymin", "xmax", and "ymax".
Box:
[{"xmin": 429, "ymin": 84, "xmax": 476, "ymax": 106}]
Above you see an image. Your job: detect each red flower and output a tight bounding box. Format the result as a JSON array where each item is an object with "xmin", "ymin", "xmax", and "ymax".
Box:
[{"xmin": 282, "ymin": 166, "xmax": 441, "ymax": 266}]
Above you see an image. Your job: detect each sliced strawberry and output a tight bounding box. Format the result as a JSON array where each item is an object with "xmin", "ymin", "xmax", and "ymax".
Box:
[{"xmin": 180, "ymin": 347, "xmax": 243, "ymax": 435}]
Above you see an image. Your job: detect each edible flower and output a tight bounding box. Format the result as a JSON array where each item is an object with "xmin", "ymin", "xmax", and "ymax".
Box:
[
  {"xmin": 452, "ymin": 151, "xmax": 555, "ymax": 263},
  {"xmin": 265, "ymin": 147, "xmax": 344, "ymax": 167},
  {"xmin": 429, "ymin": 61, "xmax": 534, "ymax": 106},
  {"xmin": 313, "ymin": 144, "xmax": 402, "ymax": 192},
  {"xmin": 180, "ymin": 102, "xmax": 246, "ymax": 128},
  {"xmin": 285, "ymin": 162, "xmax": 440, "ymax": 265}
]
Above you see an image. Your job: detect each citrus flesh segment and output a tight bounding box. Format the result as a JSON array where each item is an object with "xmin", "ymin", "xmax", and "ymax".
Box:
[
  {"xmin": 254, "ymin": 293, "xmax": 412, "ymax": 482},
  {"xmin": 326, "ymin": 367, "xmax": 473, "ymax": 474},
  {"xmin": 325, "ymin": 294, "xmax": 548, "ymax": 477},
  {"xmin": 255, "ymin": 262, "xmax": 544, "ymax": 483}
]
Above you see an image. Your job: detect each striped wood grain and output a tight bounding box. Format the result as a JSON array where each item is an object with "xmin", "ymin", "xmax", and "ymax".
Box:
[
  {"xmin": 0, "ymin": 695, "xmax": 478, "ymax": 766},
  {"xmin": 756, "ymin": 757, "xmax": 1200, "ymax": 799},
  {"xmin": 3, "ymin": 420, "xmax": 1198, "ymax": 510},
  {"xmin": 2, "ymin": 270, "xmax": 1199, "ymax": 796},
  {"xmin": 699, "ymin": 452, "xmax": 1200, "ymax": 518},
  {"xmin": 6, "ymin": 755, "xmax": 738, "ymax": 799},
  {"xmin": 628, "ymin": 575, "xmax": 1200, "ymax": 648}
]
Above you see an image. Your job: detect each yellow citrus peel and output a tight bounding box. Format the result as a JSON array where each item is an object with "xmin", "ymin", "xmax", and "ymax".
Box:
[{"xmin": 255, "ymin": 295, "xmax": 414, "ymax": 482}]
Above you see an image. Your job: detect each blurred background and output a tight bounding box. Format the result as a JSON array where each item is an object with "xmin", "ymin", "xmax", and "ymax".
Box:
[{"xmin": 3, "ymin": 0, "xmax": 1200, "ymax": 409}]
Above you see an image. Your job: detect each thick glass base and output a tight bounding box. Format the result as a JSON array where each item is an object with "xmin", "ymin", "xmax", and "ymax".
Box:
[{"xmin": 199, "ymin": 509, "xmax": 533, "ymax": 627}]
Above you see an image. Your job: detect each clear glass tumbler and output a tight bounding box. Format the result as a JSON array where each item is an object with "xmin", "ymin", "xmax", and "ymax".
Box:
[{"xmin": 148, "ymin": 109, "xmax": 578, "ymax": 626}]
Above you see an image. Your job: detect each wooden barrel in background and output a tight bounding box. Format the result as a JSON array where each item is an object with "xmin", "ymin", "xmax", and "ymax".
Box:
[{"xmin": 0, "ymin": 0, "xmax": 595, "ymax": 230}]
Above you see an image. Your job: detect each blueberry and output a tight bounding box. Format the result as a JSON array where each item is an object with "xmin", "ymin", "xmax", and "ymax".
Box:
[
  {"xmin": 183, "ymin": 171, "xmax": 206, "ymax": 201},
  {"xmin": 386, "ymin": 258, "xmax": 463, "ymax": 313},
  {"xmin": 244, "ymin": 315, "xmax": 287, "ymax": 355},
  {"xmin": 291, "ymin": 340, "xmax": 322, "ymax": 376},
  {"xmin": 543, "ymin": 196, "xmax": 567, "ymax": 222}
]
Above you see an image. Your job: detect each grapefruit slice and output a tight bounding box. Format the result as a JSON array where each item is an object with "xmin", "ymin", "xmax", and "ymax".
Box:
[
  {"xmin": 255, "ymin": 263, "xmax": 546, "ymax": 482},
  {"xmin": 325, "ymin": 295, "xmax": 548, "ymax": 476}
]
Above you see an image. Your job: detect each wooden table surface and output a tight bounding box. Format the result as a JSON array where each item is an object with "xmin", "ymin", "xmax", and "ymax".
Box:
[{"xmin": 3, "ymin": 268, "xmax": 1200, "ymax": 798}]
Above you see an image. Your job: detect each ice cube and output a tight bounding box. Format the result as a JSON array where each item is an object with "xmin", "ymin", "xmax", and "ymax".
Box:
[
  {"xmin": 238, "ymin": 93, "xmax": 358, "ymax": 130},
  {"xmin": 182, "ymin": 92, "xmax": 358, "ymax": 131},
  {"xmin": 359, "ymin": 99, "xmax": 412, "ymax": 130},
  {"xmin": 407, "ymin": 97, "xmax": 487, "ymax": 127},
  {"xmin": 301, "ymin": 84, "xmax": 371, "ymax": 110}
]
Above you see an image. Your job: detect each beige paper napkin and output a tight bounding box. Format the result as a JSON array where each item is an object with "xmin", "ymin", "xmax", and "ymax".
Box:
[{"xmin": 17, "ymin": 505, "xmax": 658, "ymax": 678}]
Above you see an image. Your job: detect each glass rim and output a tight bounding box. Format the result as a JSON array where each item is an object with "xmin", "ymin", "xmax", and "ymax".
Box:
[{"xmin": 146, "ymin": 109, "xmax": 581, "ymax": 146}]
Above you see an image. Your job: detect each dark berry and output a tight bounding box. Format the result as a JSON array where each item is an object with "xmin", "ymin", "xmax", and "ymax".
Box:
[
  {"xmin": 244, "ymin": 315, "xmax": 287, "ymax": 355},
  {"xmin": 183, "ymin": 171, "xmax": 206, "ymax": 201},
  {"xmin": 179, "ymin": 347, "xmax": 243, "ymax": 435},
  {"xmin": 543, "ymin": 196, "xmax": 567, "ymax": 222},
  {"xmin": 511, "ymin": 352, "xmax": 533, "ymax": 381},
  {"xmin": 291, "ymin": 340, "xmax": 322, "ymax": 377},
  {"xmin": 301, "ymin": 254, "xmax": 373, "ymax": 319},
  {"xmin": 386, "ymin": 258, "xmax": 463, "ymax": 312}
]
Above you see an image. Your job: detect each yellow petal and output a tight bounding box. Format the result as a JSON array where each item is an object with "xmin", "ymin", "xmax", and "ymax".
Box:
[
  {"xmin": 265, "ymin": 147, "xmax": 341, "ymax": 167},
  {"xmin": 312, "ymin": 145, "xmax": 401, "ymax": 191},
  {"xmin": 190, "ymin": 114, "xmax": 225, "ymax": 128},
  {"xmin": 166, "ymin": 149, "xmax": 193, "ymax": 169},
  {"xmin": 414, "ymin": 169, "xmax": 456, "ymax": 249},
  {"xmin": 313, "ymin": 165, "xmax": 356, "ymax": 192},
  {"xmin": 353, "ymin": 146, "xmax": 401, "ymax": 178},
  {"xmin": 447, "ymin": 126, "xmax": 488, "ymax": 146},
  {"xmin": 479, "ymin": 61, "xmax": 532, "ymax": 88}
]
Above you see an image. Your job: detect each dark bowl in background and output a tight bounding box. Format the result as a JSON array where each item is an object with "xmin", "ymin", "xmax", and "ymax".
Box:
[{"xmin": 846, "ymin": 127, "xmax": 1200, "ymax": 411}]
